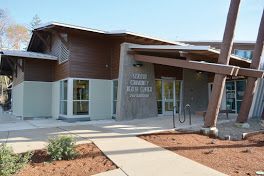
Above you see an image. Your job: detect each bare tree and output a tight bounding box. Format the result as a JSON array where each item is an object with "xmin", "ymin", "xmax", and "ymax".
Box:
[
  {"xmin": 29, "ymin": 14, "xmax": 41, "ymax": 33},
  {"xmin": 0, "ymin": 9, "xmax": 12, "ymax": 50},
  {"xmin": 5, "ymin": 23, "xmax": 30, "ymax": 50},
  {"xmin": 0, "ymin": 9, "xmax": 30, "ymax": 50}
]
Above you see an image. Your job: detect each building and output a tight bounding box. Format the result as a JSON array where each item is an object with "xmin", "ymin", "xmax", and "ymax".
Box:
[{"xmin": 0, "ymin": 22, "xmax": 263, "ymax": 122}]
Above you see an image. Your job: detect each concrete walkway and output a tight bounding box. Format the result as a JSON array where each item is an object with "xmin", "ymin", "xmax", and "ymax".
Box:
[{"xmin": 0, "ymin": 115, "xmax": 232, "ymax": 176}]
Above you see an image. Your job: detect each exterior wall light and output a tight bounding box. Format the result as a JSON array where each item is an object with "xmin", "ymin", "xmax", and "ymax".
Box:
[
  {"xmin": 133, "ymin": 62, "xmax": 143, "ymax": 67},
  {"xmin": 196, "ymin": 70, "xmax": 204, "ymax": 74}
]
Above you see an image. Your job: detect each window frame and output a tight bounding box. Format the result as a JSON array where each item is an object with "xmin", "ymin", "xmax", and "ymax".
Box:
[
  {"xmin": 112, "ymin": 79, "xmax": 118, "ymax": 117},
  {"xmin": 59, "ymin": 79, "xmax": 68, "ymax": 116}
]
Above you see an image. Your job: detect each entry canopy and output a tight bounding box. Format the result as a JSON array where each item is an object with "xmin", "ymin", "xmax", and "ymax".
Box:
[
  {"xmin": 129, "ymin": 45, "xmax": 251, "ymax": 64},
  {"xmin": 129, "ymin": 45, "xmax": 264, "ymax": 78}
]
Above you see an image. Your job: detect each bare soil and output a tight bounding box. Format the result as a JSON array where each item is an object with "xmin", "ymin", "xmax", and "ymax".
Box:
[
  {"xmin": 139, "ymin": 131, "xmax": 264, "ymax": 176},
  {"xmin": 19, "ymin": 143, "xmax": 117, "ymax": 176}
]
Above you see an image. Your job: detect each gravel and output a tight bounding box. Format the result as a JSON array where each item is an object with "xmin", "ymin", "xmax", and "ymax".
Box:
[{"xmin": 178, "ymin": 118, "xmax": 264, "ymax": 140}]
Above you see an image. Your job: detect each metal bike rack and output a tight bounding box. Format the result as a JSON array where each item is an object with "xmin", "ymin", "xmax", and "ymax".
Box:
[
  {"xmin": 184, "ymin": 104, "xmax": 192, "ymax": 125},
  {"xmin": 172, "ymin": 104, "xmax": 192, "ymax": 128}
]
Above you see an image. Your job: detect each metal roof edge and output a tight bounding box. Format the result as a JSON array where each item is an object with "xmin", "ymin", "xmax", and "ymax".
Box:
[{"xmin": 2, "ymin": 50, "xmax": 57, "ymax": 60}]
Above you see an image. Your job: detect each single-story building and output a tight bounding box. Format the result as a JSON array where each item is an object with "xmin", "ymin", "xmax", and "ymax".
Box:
[{"xmin": 0, "ymin": 21, "xmax": 263, "ymax": 122}]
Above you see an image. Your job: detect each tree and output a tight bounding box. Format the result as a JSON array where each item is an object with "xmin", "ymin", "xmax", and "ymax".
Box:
[
  {"xmin": 0, "ymin": 9, "xmax": 30, "ymax": 50},
  {"xmin": 5, "ymin": 23, "xmax": 30, "ymax": 50},
  {"xmin": 0, "ymin": 9, "xmax": 12, "ymax": 50},
  {"xmin": 29, "ymin": 14, "xmax": 41, "ymax": 33}
]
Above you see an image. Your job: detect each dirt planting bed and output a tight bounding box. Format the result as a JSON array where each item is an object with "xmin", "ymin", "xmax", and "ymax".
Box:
[
  {"xmin": 19, "ymin": 143, "xmax": 117, "ymax": 176},
  {"xmin": 139, "ymin": 131, "xmax": 264, "ymax": 176}
]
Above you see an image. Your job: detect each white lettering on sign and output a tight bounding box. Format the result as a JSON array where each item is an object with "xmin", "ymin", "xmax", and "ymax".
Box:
[
  {"xmin": 133, "ymin": 74, "xmax": 147, "ymax": 79},
  {"xmin": 161, "ymin": 76, "xmax": 176, "ymax": 80},
  {"xmin": 127, "ymin": 74, "xmax": 152, "ymax": 98},
  {"xmin": 226, "ymin": 75, "xmax": 245, "ymax": 80}
]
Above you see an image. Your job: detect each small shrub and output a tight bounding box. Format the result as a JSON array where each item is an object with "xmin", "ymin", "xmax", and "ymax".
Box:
[
  {"xmin": 0, "ymin": 143, "xmax": 33, "ymax": 176},
  {"xmin": 46, "ymin": 135, "xmax": 78, "ymax": 162}
]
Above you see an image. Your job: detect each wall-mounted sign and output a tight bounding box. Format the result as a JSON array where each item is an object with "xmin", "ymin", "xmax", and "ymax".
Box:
[
  {"xmin": 127, "ymin": 74, "xmax": 152, "ymax": 98},
  {"xmin": 226, "ymin": 75, "xmax": 245, "ymax": 80},
  {"xmin": 161, "ymin": 76, "xmax": 176, "ymax": 80}
]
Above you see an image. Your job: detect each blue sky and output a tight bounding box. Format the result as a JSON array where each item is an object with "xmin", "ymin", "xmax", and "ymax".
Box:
[{"xmin": 1, "ymin": 0, "xmax": 263, "ymax": 41}]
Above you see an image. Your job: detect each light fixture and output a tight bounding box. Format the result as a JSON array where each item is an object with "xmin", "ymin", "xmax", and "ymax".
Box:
[
  {"xmin": 133, "ymin": 62, "xmax": 143, "ymax": 67},
  {"xmin": 196, "ymin": 70, "xmax": 204, "ymax": 74}
]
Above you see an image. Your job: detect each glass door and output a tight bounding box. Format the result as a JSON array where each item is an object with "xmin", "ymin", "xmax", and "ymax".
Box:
[{"xmin": 163, "ymin": 81, "xmax": 174, "ymax": 115}]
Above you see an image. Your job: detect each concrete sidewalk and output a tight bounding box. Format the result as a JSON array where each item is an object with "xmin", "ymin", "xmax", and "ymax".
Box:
[{"xmin": 0, "ymin": 118, "xmax": 228, "ymax": 176}]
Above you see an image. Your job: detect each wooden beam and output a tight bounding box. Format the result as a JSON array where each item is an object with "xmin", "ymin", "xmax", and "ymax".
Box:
[
  {"xmin": 9, "ymin": 57, "xmax": 24, "ymax": 72},
  {"xmin": 5, "ymin": 58, "xmax": 16, "ymax": 77},
  {"xmin": 35, "ymin": 32, "xmax": 51, "ymax": 51},
  {"xmin": 133, "ymin": 54, "xmax": 239, "ymax": 76},
  {"xmin": 238, "ymin": 67, "xmax": 264, "ymax": 78},
  {"xmin": 237, "ymin": 8, "xmax": 264, "ymax": 123},
  {"xmin": 47, "ymin": 29, "xmax": 69, "ymax": 50}
]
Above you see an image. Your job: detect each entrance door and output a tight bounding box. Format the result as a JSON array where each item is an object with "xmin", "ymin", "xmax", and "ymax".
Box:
[{"xmin": 163, "ymin": 81, "xmax": 174, "ymax": 115}]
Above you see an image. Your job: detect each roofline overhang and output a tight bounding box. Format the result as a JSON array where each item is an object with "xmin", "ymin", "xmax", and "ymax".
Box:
[{"xmin": 129, "ymin": 45, "xmax": 251, "ymax": 64}]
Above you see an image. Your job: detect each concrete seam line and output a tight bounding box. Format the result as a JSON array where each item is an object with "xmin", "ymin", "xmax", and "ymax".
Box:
[
  {"xmin": 56, "ymin": 127, "xmax": 93, "ymax": 142},
  {"xmin": 5, "ymin": 131, "xmax": 10, "ymax": 143}
]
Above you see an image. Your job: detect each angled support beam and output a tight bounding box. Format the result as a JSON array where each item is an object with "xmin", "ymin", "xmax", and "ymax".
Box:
[
  {"xmin": 47, "ymin": 29, "xmax": 69, "ymax": 50},
  {"xmin": 236, "ymin": 9, "xmax": 264, "ymax": 123},
  {"xmin": 204, "ymin": 0, "xmax": 241, "ymax": 128},
  {"xmin": 5, "ymin": 58, "xmax": 17, "ymax": 77},
  {"xmin": 35, "ymin": 32, "xmax": 51, "ymax": 51},
  {"xmin": 9, "ymin": 57, "xmax": 24, "ymax": 72}
]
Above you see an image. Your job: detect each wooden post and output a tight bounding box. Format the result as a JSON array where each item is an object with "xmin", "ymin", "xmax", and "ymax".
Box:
[
  {"xmin": 204, "ymin": 0, "xmax": 241, "ymax": 127},
  {"xmin": 236, "ymin": 9, "xmax": 264, "ymax": 123}
]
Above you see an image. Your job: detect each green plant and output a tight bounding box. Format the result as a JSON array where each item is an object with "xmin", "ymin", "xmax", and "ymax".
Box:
[
  {"xmin": 0, "ymin": 143, "xmax": 33, "ymax": 176},
  {"xmin": 46, "ymin": 135, "xmax": 78, "ymax": 162}
]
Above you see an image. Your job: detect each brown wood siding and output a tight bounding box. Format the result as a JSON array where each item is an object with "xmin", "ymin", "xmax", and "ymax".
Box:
[
  {"xmin": 154, "ymin": 64, "xmax": 183, "ymax": 80},
  {"xmin": 24, "ymin": 59, "xmax": 53, "ymax": 82},
  {"xmin": 69, "ymin": 33, "xmax": 111, "ymax": 79},
  {"xmin": 110, "ymin": 39, "xmax": 123, "ymax": 79},
  {"xmin": 13, "ymin": 63, "xmax": 24, "ymax": 86},
  {"xmin": 43, "ymin": 33, "xmax": 69, "ymax": 81}
]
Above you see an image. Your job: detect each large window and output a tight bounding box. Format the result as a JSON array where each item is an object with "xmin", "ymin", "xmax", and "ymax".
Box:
[
  {"xmin": 60, "ymin": 80, "xmax": 68, "ymax": 115},
  {"xmin": 73, "ymin": 80, "xmax": 89, "ymax": 115},
  {"xmin": 234, "ymin": 49, "xmax": 253, "ymax": 60},
  {"xmin": 226, "ymin": 81, "xmax": 236, "ymax": 113},
  {"xmin": 225, "ymin": 80, "xmax": 246, "ymax": 114},
  {"xmin": 113, "ymin": 80, "xmax": 118, "ymax": 115},
  {"xmin": 236, "ymin": 80, "xmax": 246, "ymax": 113}
]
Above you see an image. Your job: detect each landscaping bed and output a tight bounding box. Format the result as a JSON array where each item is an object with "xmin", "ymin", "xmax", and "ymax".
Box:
[
  {"xmin": 19, "ymin": 143, "xmax": 117, "ymax": 176},
  {"xmin": 139, "ymin": 131, "xmax": 264, "ymax": 176}
]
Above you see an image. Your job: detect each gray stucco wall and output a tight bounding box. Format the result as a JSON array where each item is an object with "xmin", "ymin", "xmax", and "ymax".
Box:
[
  {"xmin": 182, "ymin": 69, "xmax": 208, "ymax": 114},
  {"xmin": 116, "ymin": 43, "xmax": 158, "ymax": 121}
]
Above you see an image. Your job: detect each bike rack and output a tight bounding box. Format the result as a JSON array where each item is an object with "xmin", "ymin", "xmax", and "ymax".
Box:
[{"xmin": 172, "ymin": 104, "xmax": 192, "ymax": 128}]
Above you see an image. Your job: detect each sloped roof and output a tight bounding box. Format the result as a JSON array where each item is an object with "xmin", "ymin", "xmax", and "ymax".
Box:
[
  {"xmin": 34, "ymin": 21, "xmax": 187, "ymax": 46},
  {"xmin": 1, "ymin": 49, "xmax": 57, "ymax": 60}
]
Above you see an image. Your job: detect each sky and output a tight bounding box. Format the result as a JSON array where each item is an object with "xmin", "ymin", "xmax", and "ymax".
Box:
[{"xmin": 1, "ymin": 0, "xmax": 264, "ymax": 42}]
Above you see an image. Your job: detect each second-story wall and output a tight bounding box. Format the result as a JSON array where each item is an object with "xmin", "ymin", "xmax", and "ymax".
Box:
[{"xmin": 69, "ymin": 33, "xmax": 111, "ymax": 79}]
